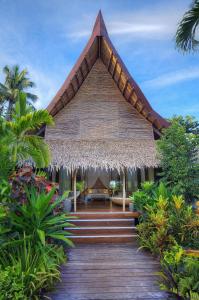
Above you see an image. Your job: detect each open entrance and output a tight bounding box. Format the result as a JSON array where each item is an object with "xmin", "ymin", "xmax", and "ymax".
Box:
[{"xmin": 49, "ymin": 167, "xmax": 155, "ymax": 212}]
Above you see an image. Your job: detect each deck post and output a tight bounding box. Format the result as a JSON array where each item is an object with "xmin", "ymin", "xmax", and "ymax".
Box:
[
  {"xmin": 122, "ymin": 170, "xmax": 126, "ymax": 212},
  {"xmin": 73, "ymin": 169, "xmax": 77, "ymax": 212}
]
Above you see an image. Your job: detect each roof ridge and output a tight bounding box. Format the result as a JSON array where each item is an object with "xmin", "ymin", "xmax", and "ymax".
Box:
[{"xmin": 92, "ymin": 10, "xmax": 108, "ymax": 37}]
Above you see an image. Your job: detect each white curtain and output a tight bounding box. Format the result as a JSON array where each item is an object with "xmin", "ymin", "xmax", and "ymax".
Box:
[{"xmin": 85, "ymin": 168, "xmax": 110, "ymax": 188}]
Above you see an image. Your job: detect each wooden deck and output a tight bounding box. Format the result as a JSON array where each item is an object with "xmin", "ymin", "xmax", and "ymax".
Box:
[
  {"xmin": 77, "ymin": 198, "xmax": 124, "ymax": 212},
  {"xmin": 49, "ymin": 243, "xmax": 169, "ymax": 300}
]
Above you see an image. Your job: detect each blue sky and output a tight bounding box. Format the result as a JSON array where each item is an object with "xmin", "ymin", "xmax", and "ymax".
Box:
[{"xmin": 0, "ymin": 0, "xmax": 199, "ymax": 120}]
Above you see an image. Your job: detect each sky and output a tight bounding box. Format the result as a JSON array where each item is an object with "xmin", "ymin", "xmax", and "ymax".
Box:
[{"xmin": 0, "ymin": 0, "xmax": 199, "ymax": 120}]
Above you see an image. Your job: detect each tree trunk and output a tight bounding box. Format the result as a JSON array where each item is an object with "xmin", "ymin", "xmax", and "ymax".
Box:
[{"xmin": 6, "ymin": 101, "xmax": 13, "ymax": 121}]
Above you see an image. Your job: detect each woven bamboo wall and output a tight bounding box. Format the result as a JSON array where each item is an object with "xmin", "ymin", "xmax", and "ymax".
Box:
[{"xmin": 45, "ymin": 59, "xmax": 153, "ymax": 141}]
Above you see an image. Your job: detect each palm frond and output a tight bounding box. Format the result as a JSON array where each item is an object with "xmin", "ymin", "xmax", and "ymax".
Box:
[
  {"xmin": 176, "ymin": 0, "xmax": 199, "ymax": 52},
  {"xmin": 26, "ymin": 92, "xmax": 38, "ymax": 102}
]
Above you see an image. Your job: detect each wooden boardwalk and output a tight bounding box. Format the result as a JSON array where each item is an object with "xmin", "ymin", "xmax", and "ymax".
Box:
[{"xmin": 49, "ymin": 243, "xmax": 170, "ymax": 300}]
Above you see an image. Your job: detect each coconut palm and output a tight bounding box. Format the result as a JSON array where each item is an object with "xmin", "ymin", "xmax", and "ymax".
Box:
[
  {"xmin": 0, "ymin": 65, "xmax": 38, "ymax": 120},
  {"xmin": 176, "ymin": 0, "xmax": 199, "ymax": 52},
  {"xmin": 0, "ymin": 92, "xmax": 54, "ymax": 169}
]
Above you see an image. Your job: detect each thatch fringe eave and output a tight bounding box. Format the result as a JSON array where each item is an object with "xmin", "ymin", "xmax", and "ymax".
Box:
[{"xmin": 46, "ymin": 138, "xmax": 159, "ymax": 171}]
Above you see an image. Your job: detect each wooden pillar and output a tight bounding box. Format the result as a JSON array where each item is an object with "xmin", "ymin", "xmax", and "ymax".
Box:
[
  {"xmin": 52, "ymin": 167, "xmax": 56, "ymax": 182},
  {"xmin": 122, "ymin": 170, "xmax": 126, "ymax": 212},
  {"xmin": 141, "ymin": 168, "xmax": 145, "ymax": 183},
  {"xmin": 148, "ymin": 167, "xmax": 154, "ymax": 182},
  {"xmin": 73, "ymin": 169, "xmax": 77, "ymax": 212},
  {"xmin": 132, "ymin": 169, "xmax": 138, "ymax": 192}
]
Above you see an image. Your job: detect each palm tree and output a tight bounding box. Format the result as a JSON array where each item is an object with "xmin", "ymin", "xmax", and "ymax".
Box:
[
  {"xmin": 0, "ymin": 92, "xmax": 54, "ymax": 169},
  {"xmin": 0, "ymin": 65, "xmax": 38, "ymax": 120},
  {"xmin": 176, "ymin": 0, "xmax": 199, "ymax": 52}
]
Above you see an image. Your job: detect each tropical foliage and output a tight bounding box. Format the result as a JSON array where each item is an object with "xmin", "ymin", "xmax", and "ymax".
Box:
[
  {"xmin": 0, "ymin": 187, "xmax": 74, "ymax": 299},
  {"xmin": 176, "ymin": 0, "xmax": 199, "ymax": 52},
  {"xmin": 11, "ymin": 187, "xmax": 74, "ymax": 247},
  {"xmin": 159, "ymin": 245, "xmax": 199, "ymax": 300},
  {"xmin": 0, "ymin": 67, "xmax": 74, "ymax": 299},
  {"xmin": 0, "ymin": 91, "xmax": 54, "ymax": 177},
  {"xmin": 134, "ymin": 181, "xmax": 199, "ymax": 299},
  {"xmin": 157, "ymin": 117, "xmax": 199, "ymax": 201},
  {"xmin": 0, "ymin": 65, "xmax": 37, "ymax": 120},
  {"xmin": 0, "ymin": 238, "xmax": 66, "ymax": 300}
]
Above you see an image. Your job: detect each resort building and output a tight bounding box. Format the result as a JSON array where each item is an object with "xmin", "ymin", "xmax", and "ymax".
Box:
[{"xmin": 44, "ymin": 11, "xmax": 169, "ymax": 212}]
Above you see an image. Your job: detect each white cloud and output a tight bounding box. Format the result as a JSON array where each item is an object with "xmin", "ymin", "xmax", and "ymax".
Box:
[
  {"xmin": 66, "ymin": 2, "xmax": 188, "ymax": 41},
  {"xmin": 26, "ymin": 64, "xmax": 72, "ymax": 109},
  {"xmin": 143, "ymin": 68, "xmax": 199, "ymax": 88}
]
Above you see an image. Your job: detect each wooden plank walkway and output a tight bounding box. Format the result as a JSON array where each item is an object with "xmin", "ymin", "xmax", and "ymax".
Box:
[{"xmin": 49, "ymin": 243, "xmax": 170, "ymax": 300}]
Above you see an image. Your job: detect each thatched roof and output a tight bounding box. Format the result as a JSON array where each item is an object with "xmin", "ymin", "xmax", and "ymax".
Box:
[
  {"xmin": 45, "ymin": 11, "xmax": 168, "ymax": 171},
  {"xmin": 46, "ymin": 11, "xmax": 169, "ymax": 132},
  {"xmin": 47, "ymin": 139, "xmax": 158, "ymax": 171}
]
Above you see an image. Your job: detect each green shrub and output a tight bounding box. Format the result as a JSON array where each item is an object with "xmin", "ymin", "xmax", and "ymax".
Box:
[
  {"xmin": 137, "ymin": 195, "xmax": 176, "ymax": 256},
  {"xmin": 130, "ymin": 181, "xmax": 171, "ymax": 214},
  {"xmin": 0, "ymin": 187, "xmax": 74, "ymax": 299},
  {"xmin": 136, "ymin": 183, "xmax": 199, "ymax": 254},
  {"xmin": 130, "ymin": 181, "xmax": 156, "ymax": 213},
  {"xmin": 0, "ymin": 265, "xmax": 26, "ymax": 300},
  {"xmin": 158, "ymin": 244, "xmax": 199, "ymax": 300},
  {"xmin": 0, "ymin": 238, "xmax": 65, "ymax": 299},
  {"xmin": 10, "ymin": 187, "xmax": 74, "ymax": 247},
  {"xmin": 157, "ymin": 117, "xmax": 199, "ymax": 201}
]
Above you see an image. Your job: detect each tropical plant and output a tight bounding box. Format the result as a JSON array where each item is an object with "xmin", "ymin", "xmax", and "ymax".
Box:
[
  {"xmin": 173, "ymin": 115, "xmax": 199, "ymax": 135},
  {"xmin": 0, "ymin": 92, "xmax": 54, "ymax": 169},
  {"xmin": 0, "ymin": 237, "xmax": 66, "ymax": 299},
  {"xmin": 158, "ymin": 244, "xmax": 199, "ymax": 299},
  {"xmin": 176, "ymin": 0, "xmax": 199, "ymax": 52},
  {"xmin": 10, "ymin": 187, "xmax": 74, "ymax": 247},
  {"xmin": 130, "ymin": 181, "xmax": 171, "ymax": 214},
  {"xmin": 137, "ymin": 194, "xmax": 175, "ymax": 256},
  {"xmin": 169, "ymin": 195, "xmax": 199, "ymax": 249},
  {"xmin": 130, "ymin": 181, "xmax": 156, "ymax": 213},
  {"xmin": 157, "ymin": 118, "xmax": 199, "ymax": 201},
  {"xmin": 76, "ymin": 180, "xmax": 85, "ymax": 192},
  {"xmin": 136, "ymin": 182, "xmax": 199, "ymax": 255},
  {"xmin": 0, "ymin": 65, "xmax": 38, "ymax": 120}
]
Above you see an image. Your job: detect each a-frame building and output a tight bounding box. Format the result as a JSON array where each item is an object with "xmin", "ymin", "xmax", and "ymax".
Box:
[{"xmin": 45, "ymin": 11, "xmax": 169, "ymax": 211}]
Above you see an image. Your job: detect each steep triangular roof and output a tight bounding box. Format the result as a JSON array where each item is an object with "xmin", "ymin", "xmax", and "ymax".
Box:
[{"xmin": 47, "ymin": 10, "xmax": 169, "ymax": 131}]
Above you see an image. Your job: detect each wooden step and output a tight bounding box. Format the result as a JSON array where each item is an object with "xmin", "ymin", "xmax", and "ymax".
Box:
[
  {"xmin": 70, "ymin": 212, "xmax": 139, "ymax": 219},
  {"xmin": 65, "ymin": 226, "xmax": 136, "ymax": 235},
  {"xmin": 69, "ymin": 234, "xmax": 138, "ymax": 244},
  {"xmin": 70, "ymin": 218, "xmax": 135, "ymax": 227}
]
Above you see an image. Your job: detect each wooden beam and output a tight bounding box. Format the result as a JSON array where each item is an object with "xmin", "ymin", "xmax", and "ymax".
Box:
[
  {"xmin": 70, "ymin": 81, "xmax": 76, "ymax": 95},
  {"xmin": 140, "ymin": 168, "xmax": 145, "ymax": 184},
  {"xmin": 107, "ymin": 51, "xmax": 113, "ymax": 71},
  {"xmin": 148, "ymin": 167, "xmax": 154, "ymax": 181},
  {"xmin": 132, "ymin": 95, "xmax": 139, "ymax": 107},
  {"xmin": 117, "ymin": 68, "xmax": 123, "ymax": 87},
  {"xmin": 137, "ymin": 103, "xmax": 144, "ymax": 113},
  {"xmin": 75, "ymin": 73, "xmax": 80, "ymax": 87},
  {"xmin": 73, "ymin": 169, "xmax": 77, "ymax": 212},
  {"xmin": 122, "ymin": 79, "xmax": 128, "ymax": 95},
  {"xmin": 127, "ymin": 88, "xmax": 134, "ymax": 102},
  {"xmin": 79, "ymin": 66, "xmax": 84, "ymax": 82},
  {"xmin": 122, "ymin": 170, "xmax": 126, "ymax": 212},
  {"xmin": 112, "ymin": 59, "xmax": 118, "ymax": 79},
  {"xmin": 60, "ymin": 98, "xmax": 65, "ymax": 108},
  {"xmin": 98, "ymin": 36, "xmax": 101, "ymax": 57},
  {"xmin": 84, "ymin": 57, "xmax": 90, "ymax": 73}
]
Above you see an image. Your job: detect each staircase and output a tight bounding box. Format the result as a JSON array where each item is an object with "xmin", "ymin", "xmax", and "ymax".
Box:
[{"xmin": 65, "ymin": 212, "xmax": 139, "ymax": 244}]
